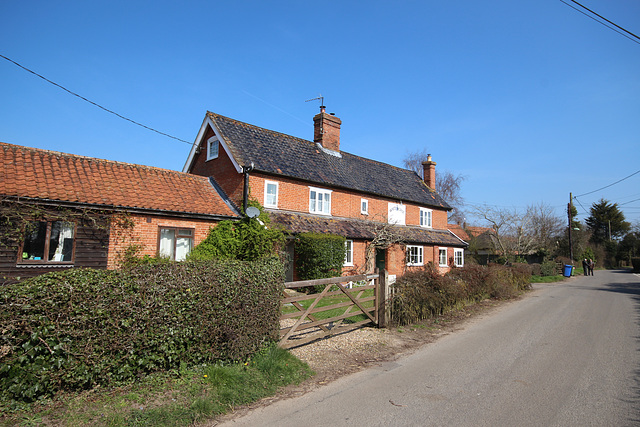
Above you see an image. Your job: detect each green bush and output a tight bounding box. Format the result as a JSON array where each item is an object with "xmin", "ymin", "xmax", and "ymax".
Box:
[
  {"xmin": 294, "ymin": 233, "xmax": 346, "ymax": 285},
  {"xmin": 188, "ymin": 206, "xmax": 284, "ymax": 262},
  {"xmin": 390, "ymin": 263, "xmax": 531, "ymax": 326},
  {"xmin": 0, "ymin": 258, "xmax": 284, "ymax": 405},
  {"xmin": 632, "ymin": 257, "xmax": 640, "ymax": 273},
  {"xmin": 539, "ymin": 260, "xmax": 558, "ymax": 276}
]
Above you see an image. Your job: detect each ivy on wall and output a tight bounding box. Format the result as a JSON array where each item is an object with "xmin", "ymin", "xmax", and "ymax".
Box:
[{"xmin": 187, "ymin": 203, "xmax": 285, "ymax": 262}]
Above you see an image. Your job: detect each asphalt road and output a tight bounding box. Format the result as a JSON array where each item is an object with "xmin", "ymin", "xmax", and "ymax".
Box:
[{"xmin": 221, "ymin": 270, "xmax": 640, "ymax": 426}]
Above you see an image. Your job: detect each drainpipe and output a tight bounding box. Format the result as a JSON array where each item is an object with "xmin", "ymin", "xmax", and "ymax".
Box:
[{"xmin": 242, "ymin": 162, "xmax": 254, "ymax": 214}]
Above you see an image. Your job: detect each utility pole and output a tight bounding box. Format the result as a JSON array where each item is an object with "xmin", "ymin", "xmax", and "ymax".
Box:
[{"xmin": 568, "ymin": 192, "xmax": 574, "ymax": 262}]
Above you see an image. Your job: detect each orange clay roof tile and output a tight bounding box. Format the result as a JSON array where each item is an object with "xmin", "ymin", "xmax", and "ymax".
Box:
[{"xmin": 0, "ymin": 142, "xmax": 238, "ymax": 218}]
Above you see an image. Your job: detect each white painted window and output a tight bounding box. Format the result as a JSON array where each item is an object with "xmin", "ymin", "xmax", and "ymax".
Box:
[
  {"xmin": 388, "ymin": 202, "xmax": 406, "ymax": 225},
  {"xmin": 406, "ymin": 245, "xmax": 423, "ymax": 266},
  {"xmin": 439, "ymin": 248, "xmax": 448, "ymax": 267},
  {"xmin": 361, "ymin": 199, "xmax": 369, "ymax": 215},
  {"xmin": 309, "ymin": 187, "xmax": 331, "ymax": 215},
  {"xmin": 264, "ymin": 181, "xmax": 278, "ymax": 208},
  {"xmin": 454, "ymin": 248, "xmax": 464, "ymax": 267},
  {"xmin": 206, "ymin": 136, "xmax": 219, "ymax": 161},
  {"xmin": 420, "ymin": 208, "xmax": 432, "ymax": 228},
  {"xmin": 344, "ymin": 240, "xmax": 353, "ymax": 266}
]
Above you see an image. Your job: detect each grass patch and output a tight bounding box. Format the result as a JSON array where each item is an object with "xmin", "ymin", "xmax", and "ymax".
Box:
[
  {"xmin": 282, "ymin": 288, "xmax": 374, "ymax": 324},
  {"xmin": 530, "ymin": 274, "xmax": 566, "ymax": 283},
  {"xmin": 0, "ymin": 343, "xmax": 313, "ymax": 427}
]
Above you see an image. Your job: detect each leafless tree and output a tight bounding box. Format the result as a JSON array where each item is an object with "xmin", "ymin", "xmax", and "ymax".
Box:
[
  {"xmin": 527, "ymin": 202, "xmax": 565, "ymax": 252},
  {"xmin": 472, "ymin": 202, "xmax": 565, "ymax": 261},
  {"xmin": 403, "ymin": 149, "xmax": 466, "ymax": 223},
  {"xmin": 360, "ymin": 215, "xmax": 406, "ymax": 274}
]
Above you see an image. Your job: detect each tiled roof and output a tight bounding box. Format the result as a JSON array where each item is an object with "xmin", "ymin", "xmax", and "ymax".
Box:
[
  {"xmin": 206, "ymin": 112, "xmax": 452, "ymax": 210},
  {"xmin": 0, "ymin": 142, "xmax": 239, "ymax": 218},
  {"xmin": 447, "ymin": 224, "xmax": 493, "ymax": 242},
  {"xmin": 269, "ymin": 211, "xmax": 466, "ymax": 247}
]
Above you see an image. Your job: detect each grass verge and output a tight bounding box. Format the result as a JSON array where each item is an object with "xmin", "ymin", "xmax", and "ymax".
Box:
[
  {"xmin": 0, "ymin": 343, "xmax": 313, "ymax": 427},
  {"xmin": 530, "ymin": 274, "xmax": 566, "ymax": 283}
]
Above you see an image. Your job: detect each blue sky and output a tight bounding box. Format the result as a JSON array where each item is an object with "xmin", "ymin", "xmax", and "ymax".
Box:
[{"xmin": 1, "ymin": 0, "xmax": 639, "ymax": 226}]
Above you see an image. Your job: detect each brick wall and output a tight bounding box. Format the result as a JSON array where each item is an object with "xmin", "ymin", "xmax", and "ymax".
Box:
[
  {"xmin": 249, "ymin": 173, "xmax": 449, "ymax": 227},
  {"xmin": 188, "ymin": 127, "xmax": 244, "ymax": 205},
  {"xmin": 107, "ymin": 214, "xmax": 217, "ymax": 269}
]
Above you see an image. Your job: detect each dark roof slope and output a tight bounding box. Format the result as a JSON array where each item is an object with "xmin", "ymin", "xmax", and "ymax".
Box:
[
  {"xmin": 207, "ymin": 112, "xmax": 451, "ymax": 210},
  {"xmin": 0, "ymin": 142, "xmax": 239, "ymax": 218},
  {"xmin": 269, "ymin": 211, "xmax": 466, "ymax": 247}
]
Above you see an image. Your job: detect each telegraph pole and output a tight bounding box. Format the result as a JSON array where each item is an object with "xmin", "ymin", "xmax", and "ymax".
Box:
[{"xmin": 568, "ymin": 192, "xmax": 574, "ymax": 262}]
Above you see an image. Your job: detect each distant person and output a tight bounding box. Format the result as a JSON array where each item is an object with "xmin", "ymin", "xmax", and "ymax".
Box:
[
  {"xmin": 582, "ymin": 259, "xmax": 589, "ymax": 276},
  {"xmin": 589, "ymin": 259, "xmax": 595, "ymax": 276}
]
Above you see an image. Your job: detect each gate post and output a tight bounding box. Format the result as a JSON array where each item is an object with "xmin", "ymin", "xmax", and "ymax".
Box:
[{"xmin": 377, "ymin": 269, "xmax": 389, "ymax": 328}]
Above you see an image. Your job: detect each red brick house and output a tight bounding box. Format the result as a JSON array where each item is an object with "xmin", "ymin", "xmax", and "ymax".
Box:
[
  {"xmin": 183, "ymin": 108, "xmax": 467, "ymax": 280},
  {"xmin": 0, "ymin": 142, "xmax": 239, "ymax": 282}
]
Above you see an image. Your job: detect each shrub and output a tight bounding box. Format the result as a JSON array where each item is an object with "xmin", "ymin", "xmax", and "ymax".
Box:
[
  {"xmin": 390, "ymin": 263, "xmax": 531, "ymax": 326},
  {"xmin": 294, "ymin": 233, "xmax": 346, "ymax": 285},
  {"xmin": 539, "ymin": 260, "xmax": 558, "ymax": 276},
  {"xmin": 632, "ymin": 257, "xmax": 640, "ymax": 273},
  {"xmin": 0, "ymin": 258, "xmax": 284, "ymax": 405},
  {"xmin": 188, "ymin": 205, "xmax": 284, "ymax": 262}
]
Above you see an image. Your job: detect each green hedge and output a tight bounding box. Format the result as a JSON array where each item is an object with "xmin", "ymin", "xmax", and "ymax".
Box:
[
  {"xmin": 294, "ymin": 232, "xmax": 346, "ymax": 281},
  {"xmin": 390, "ymin": 263, "xmax": 531, "ymax": 326},
  {"xmin": 0, "ymin": 258, "xmax": 284, "ymax": 404}
]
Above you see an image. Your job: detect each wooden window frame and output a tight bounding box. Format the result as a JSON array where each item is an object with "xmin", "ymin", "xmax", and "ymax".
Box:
[
  {"xmin": 157, "ymin": 226, "xmax": 195, "ymax": 261},
  {"xmin": 17, "ymin": 220, "xmax": 76, "ymax": 265}
]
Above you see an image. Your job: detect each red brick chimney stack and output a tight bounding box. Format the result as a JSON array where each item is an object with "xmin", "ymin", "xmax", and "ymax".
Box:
[
  {"xmin": 313, "ymin": 106, "xmax": 341, "ymax": 152},
  {"xmin": 422, "ymin": 154, "xmax": 436, "ymax": 190}
]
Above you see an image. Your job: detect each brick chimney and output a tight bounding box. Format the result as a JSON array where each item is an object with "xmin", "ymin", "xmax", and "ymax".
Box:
[
  {"xmin": 313, "ymin": 106, "xmax": 341, "ymax": 152},
  {"xmin": 422, "ymin": 154, "xmax": 436, "ymax": 190}
]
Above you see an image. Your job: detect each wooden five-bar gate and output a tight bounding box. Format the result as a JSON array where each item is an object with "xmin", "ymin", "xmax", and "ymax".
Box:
[{"xmin": 279, "ymin": 271, "xmax": 390, "ymax": 348}]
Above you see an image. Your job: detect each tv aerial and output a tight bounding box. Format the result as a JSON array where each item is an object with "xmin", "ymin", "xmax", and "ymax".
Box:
[{"xmin": 305, "ymin": 94, "xmax": 324, "ymax": 108}]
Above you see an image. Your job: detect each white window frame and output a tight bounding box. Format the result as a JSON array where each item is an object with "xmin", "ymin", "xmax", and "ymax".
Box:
[
  {"xmin": 206, "ymin": 136, "xmax": 219, "ymax": 161},
  {"xmin": 454, "ymin": 248, "xmax": 464, "ymax": 267},
  {"xmin": 388, "ymin": 202, "xmax": 406, "ymax": 225},
  {"xmin": 264, "ymin": 180, "xmax": 278, "ymax": 208},
  {"xmin": 309, "ymin": 187, "xmax": 332, "ymax": 215},
  {"xmin": 344, "ymin": 240, "xmax": 354, "ymax": 266},
  {"xmin": 361, "ymin": 199, "xmax": 369, "ymax": 215},
  {"xmin": 406, "ymin": 245, "xmax": 424, "ymax": 266},
  {"xmin": 419, "ymin": 207, "xmax": 433, "ymax": 228},
  {"xmin": 439, "ymin": 248, "xmax": 448, "ymax": 267}
]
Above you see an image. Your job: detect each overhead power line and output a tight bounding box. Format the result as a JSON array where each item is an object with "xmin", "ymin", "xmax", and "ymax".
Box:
[
  {"xmin": 574, "ymin": 169, "xmax": 640, "ymax": 198},
  {"xmin": 559, "ymin": 0, "xmax": 640, "ymax": 45},
  {"xmin": 0, "ymin": 54, "xmax": 192, "ymax": 145}
]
